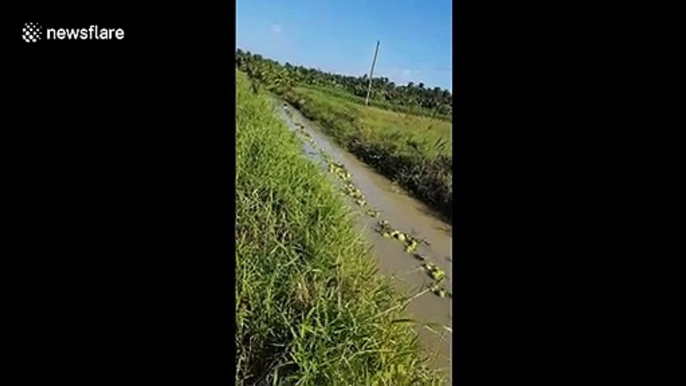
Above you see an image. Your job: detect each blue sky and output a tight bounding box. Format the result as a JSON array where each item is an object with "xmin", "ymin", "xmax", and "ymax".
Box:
[{"xmin": 236, "ymin": 0, "xmax": 453, "ymax": 92}]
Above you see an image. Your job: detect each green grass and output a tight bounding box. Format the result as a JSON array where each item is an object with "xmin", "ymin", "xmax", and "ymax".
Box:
[
  {"xmin": 236, "ymin": 72, "xmax": 445, "ymax": 385},
  {"xmin": 278, "ymin": 85, "xmax": 452, "ymax": 222},
  {"xmin": 302, "ymin": 84, "xmax": 453, "ymax": 122}
]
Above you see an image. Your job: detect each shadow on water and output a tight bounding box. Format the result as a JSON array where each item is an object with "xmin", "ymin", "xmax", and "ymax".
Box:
[{"xmin": 413, "ymin": 201, "xmax": 453, "ymax": 234}]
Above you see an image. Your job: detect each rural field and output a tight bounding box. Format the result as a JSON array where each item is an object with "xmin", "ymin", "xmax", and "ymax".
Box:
[
  {"xmin": 235, "ymin": 72, "xmax": 447, "ymax": 385},
  {"xmin": 282, "ymin": 85, "xmax": 452, "ymax": 221},
  {"xmin": 236, "ymin": 50, "xmax": 453, "ymax": 222}
]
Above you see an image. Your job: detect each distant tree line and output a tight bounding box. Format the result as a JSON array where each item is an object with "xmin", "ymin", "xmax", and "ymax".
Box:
[{"xmin": 236, "ymin": 48, "xmax": 452, "ymax": 121}]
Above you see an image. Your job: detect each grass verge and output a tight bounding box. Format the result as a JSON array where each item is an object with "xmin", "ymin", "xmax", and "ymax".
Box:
[
  {"xmin": 278, "ymin": 85, "xmax": 452, "ymax": 222},
  {"xmin": 302, "ymin": 84, "xmax": 452, "ymax": 122},
  {"xmin": 236, "ymin": 72, "xmax": 444, "ymax": 385}
]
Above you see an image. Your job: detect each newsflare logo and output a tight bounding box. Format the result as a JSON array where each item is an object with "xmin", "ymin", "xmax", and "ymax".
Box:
[
  {"xmin": 22, "ymin": 23, "xmax": 43, "ymax": 43},
  {"xmin": 22, "ymin": 22, "xmax": 125, "ymax": 43}
]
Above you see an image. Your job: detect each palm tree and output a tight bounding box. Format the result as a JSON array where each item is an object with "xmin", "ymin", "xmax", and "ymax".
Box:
[{"xmin": 234, "ymin": 48, "xmax": 453, "ymax": 121}]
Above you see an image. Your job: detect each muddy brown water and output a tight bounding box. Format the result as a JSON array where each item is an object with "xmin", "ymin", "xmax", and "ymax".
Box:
[{"xmin": 272, "ymin": 99, "xmax": 453, "ymax": 384}]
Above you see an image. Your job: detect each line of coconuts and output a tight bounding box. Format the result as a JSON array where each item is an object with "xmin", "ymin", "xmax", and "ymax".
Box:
[
  {"xmin": 285, "ymin": 107, "xmax": 381, "ymax": 218},
  {"xmin": 284, "ymin": 103, "xmax": 451, "ymax": 299},
  {"xmin": 376, "ymin": 220, "xmax": 451, "ymax": 298}
]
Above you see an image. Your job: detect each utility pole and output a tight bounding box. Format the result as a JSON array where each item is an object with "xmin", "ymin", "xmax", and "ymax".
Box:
[{"xmin": 365, "ymin": 40, "xmax": 380, "ymax": 106}]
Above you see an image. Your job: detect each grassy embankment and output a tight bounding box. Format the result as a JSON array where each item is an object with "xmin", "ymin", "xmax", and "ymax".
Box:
[
  {"xmin": 278, "ymin": 85, "xmax": 453, "ymax": 222},
  {"xmin": 303, "ymin": 84, "xmax": 452, "ymax": 122},
  {"xmin": 235, "ymin": 72, "xmax": 444, "ymax": 385}
]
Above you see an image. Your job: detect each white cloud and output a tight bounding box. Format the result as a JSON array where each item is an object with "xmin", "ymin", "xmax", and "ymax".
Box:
[
  {"xmin": 382, "ymin": 68, "xmax": 415, "ymax": 85},
  {"xmin": 401, "ymin": 69, "xmax": 413, "ymax": 80},
  {"xmin": 270, "ymin": 24, "xmax": 282, "ymax": 34}
]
